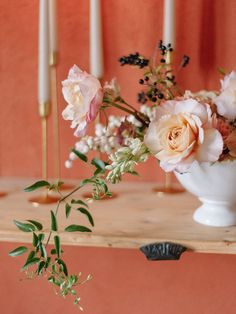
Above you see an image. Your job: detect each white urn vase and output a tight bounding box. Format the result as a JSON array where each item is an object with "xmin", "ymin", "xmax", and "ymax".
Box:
[{"xmin": 175, "ymin": 160, "xmax": 236, "ymax": 227}]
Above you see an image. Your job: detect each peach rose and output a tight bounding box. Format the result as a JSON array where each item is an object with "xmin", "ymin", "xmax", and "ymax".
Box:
[
  {"xmin": 144, "ymin": 99, "xmax": 223, "ymax": 172},
  {"xmin": 62, "ymin": 65, "xmax": 103, "ymax": 137},
  {"xmin": 214, "ymin": 71, "xmax": 236, "ymax": 120}
]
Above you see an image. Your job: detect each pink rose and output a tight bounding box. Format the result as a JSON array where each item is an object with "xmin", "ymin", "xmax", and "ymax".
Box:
[
  {"xmin": 144, "ymin": 99, "xmax": 223, "ymax": 172},
  {"xmin": 62, "ymin": 65, "xmax": 103, "ymax": 137},
  {"xmin": 214, "ymin": 71, "xmax": 236, "ymax": 120},
  {"xmin": 226, "ymin": 130, "xmax": 236, "ymax": 157}
]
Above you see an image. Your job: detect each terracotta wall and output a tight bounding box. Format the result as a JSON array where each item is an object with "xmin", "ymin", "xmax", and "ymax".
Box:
[{"xmin": 1, "ymin": 1, "xmax": 236, "ymax": 313}]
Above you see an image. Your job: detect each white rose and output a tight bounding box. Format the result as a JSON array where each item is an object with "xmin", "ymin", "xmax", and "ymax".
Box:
[{"xmin": 215, "ymin": 71, "xmax": 236, "ymax": 120}]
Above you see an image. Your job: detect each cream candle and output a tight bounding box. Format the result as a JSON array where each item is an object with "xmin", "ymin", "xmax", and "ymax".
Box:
[
  {"xmin": 163, "ymin": 0, "xmax": 175, "ymax": 48},
  {"xmin": 89, "ymin": 0, "xmax": 104, "ymax": 79},
  {"xmin": 38, "ymin": 0, "xmax": 51, "ymax": 117},
  {"xmin": 49, "ymin": 0, "xmax": 58, "ymax": 66}
]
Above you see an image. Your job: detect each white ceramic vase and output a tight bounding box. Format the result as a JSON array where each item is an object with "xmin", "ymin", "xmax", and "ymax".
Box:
[{"xmin": 175, "ymin": 160, "xmax": 236, "ymax": 227}]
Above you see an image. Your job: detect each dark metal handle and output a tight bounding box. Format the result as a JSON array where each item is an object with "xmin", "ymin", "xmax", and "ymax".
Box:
[{"xmin": 140, "ymin": 242, "xmax": 187, "ymax": 261}]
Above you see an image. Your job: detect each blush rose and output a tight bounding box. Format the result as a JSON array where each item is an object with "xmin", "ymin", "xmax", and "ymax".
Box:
[
  {"xmin": 62, "ymin": 65, "xmax": 103, "ymax": 137},
  {"xmin": 144, "ymin": 98, "xmax": 223, "ymax": 172}
]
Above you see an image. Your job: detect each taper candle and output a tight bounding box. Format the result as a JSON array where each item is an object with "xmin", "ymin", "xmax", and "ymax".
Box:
[
  {"xmin": 163, "ymin": 0, "xmax": 175, "ymax": 48},
  {"xmin": 38, "ymin": 0, "xmax": 51, "ymax": 117},
  {"xmin": 49, "ymin": 0, "xmax": 58, "ymax": 66},
  {"xmin": 89, "ymin": 0, "xmax": 104, "ymax": 79}
]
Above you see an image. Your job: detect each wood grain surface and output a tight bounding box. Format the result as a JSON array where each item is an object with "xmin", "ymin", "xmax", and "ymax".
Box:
[{"xmin": 0, "ymin": 178, "xmax": 236, "ymax": 254}]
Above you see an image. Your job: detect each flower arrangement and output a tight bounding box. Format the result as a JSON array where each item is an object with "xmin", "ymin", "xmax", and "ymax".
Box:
[{"xmin": 9, "ymin": 41, "xmax": 236, "ymax": 309}]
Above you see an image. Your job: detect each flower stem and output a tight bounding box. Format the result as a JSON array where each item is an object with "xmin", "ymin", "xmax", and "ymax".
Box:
[
  {"xmin": 45, "ymin": 184, "xmax": 84, "ymax": 248},
  {"xmin": 103, "ymin": 100, "xmax": 149, "ymax": 127}
]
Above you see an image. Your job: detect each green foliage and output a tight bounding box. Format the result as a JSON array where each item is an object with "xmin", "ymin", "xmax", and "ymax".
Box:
[
  {"xmin": 9, "ymin": 246, "xmax": 28, "ymax": 257},
  {"xmin": 65, "ymin": 203, "xmax": 72, "ymax": 218},
  {"xmin": 24, "ymin": 180, "xmax": 50, "ymax": 192},
  {"xmin": 22, "ymin": 257, "xmax": 40, "ymax": 270},
  {"xmin": 50, "ymin": 210, "xmax": 58, "ymax": 231},
  {"xmin": 14, "ymin": 220, "xmax": 36, "ymax": 232},
  {"xmin": 56, "ymin": 258, "xmax": 68, "ymax": 276},
  {"xmin": 72, "ymin": 148, "xmax": 88, "ymax": 163},
  {"xmin": 11, "ymin": 153, "xmax": 109, "ymax": 309},
  {"xmin": 71, "ymin": 199, "xmax": 88, "ymax": 208},
  {"xmin": 32, "ymin": 232, "xmax": 38, "ymax": 247},
  {"xmin": 65, "ymin": 225, "xmax": 92, "ymax": 232},
  {"xmin": 54, "ymin": 235, "xmax": 61, "ymax": 258},
  {"xmin": 37, "ymin": 261, "xmax": 46, "ymax": 275},
  {"xmin": 27, "ymin": 220, "xmax": 43, "ymax": 231},
  {"xmin": 76, "ymin": 207, "xmax": 94, "ymax": 227},
  {"xmin": 91, "ymin": 158, "xmax": 105, "ymax": 170}
]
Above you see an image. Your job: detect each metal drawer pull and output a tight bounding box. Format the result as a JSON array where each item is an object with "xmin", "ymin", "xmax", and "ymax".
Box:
[{"xmin": 140, "ymin": 242, "xmax": 187, "ymax": 261}]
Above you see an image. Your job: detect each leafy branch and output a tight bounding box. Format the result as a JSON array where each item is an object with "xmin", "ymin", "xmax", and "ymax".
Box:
[{"xmin": 9, "ymin": 152, "xmax": 111, "ymax": 310}]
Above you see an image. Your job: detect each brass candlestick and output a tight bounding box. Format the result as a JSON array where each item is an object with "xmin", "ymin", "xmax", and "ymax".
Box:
[
  {"xmin": 50, "ymin": 52, "xmax": 74, "ymax": 191},
  {"xmin": 28, "ymin": 102, "xmax": 60, "ymax": 205},
  {"xmin": 153, "ymin": 49, "xmax": 184, "ymax": 195}
]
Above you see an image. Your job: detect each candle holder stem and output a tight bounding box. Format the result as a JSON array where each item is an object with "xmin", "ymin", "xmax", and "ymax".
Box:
[
  {"xmin": 42, "ymin": 116, "xmax": 48, "ymax": 180},
  {"xmin": 50, "ymin": 56, "xmax": 74, "ymax": 191},
  {"xmin": 153, "ymin": 172, "xmax": 185, "ymax": 194},
  {"xmin": 28, "ymin": 109, "xmax": 60, "ymax": 205},
  {"xmin": 51, "ymin": 64, "xmax": 61, "ymax": 180}
]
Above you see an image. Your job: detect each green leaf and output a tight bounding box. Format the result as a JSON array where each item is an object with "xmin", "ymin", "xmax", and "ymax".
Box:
[
  {"xmin": 51, "ymin": 248, "xmax": 64, "ymax": 255},
  {"xmin": 65, "ymin": 225, "xmax": 92, "ymax": 232},
  {"xmin": 32, "ymin": 232, "xmax": 38, "ymax": 247},
  {"xmin": 14, "ymin": 220, "xmax": 35, "ymax": 232},
  {"xmin": 9, "ymin": 246, "xmax": 28, "ymax": 257},
  {"xmin": 39, "ymin": 244, "xmax": 47, "ymax": 258},
  {"xmin": 37, "ymin": 261, "xmax": 46, "ymax": 275},
  {"xmin": 80, "ymin": 178, "xmax": 93, "ymax": 187},
  {"xmin": 22, "ymin": 257, "xmax": 40, "ymax": 269},
  {"xmin": 38, "ymin": 233, "xmax": 45, "ymax": 243},
  {"xmin": 56, "ymin": 259, "xmax": 68, "ymax": 276},
  {"xmin": 72, "ymin": 148, "xmax": 88, "ymax": 163},
  {"xmin": 54, "ymin": 235, "xmax": 61, "ymax": 258},
  {"xmin": 91, "ymin": 158, "xmax": 105, "ymax": 170},
  {"xmin": 76, "ymin": 207, "xmax": 94, "ymax": 227},
  {"xmin": 26, "ymin": 250, "xmax": 36, "ymax": 263},
  {"xmin": 71, "ymin": 199, "xmax": 88, "ymax": 208},
  {"xmin": 50, "ymin": 210, "xmax": 58, "ymax": 231},
  {"xmin": 24, "ymin": 180, "xmax": 50, "ymax": 192},
  {"xmin": 27, "ymin": 220, "xmax": 43, "ymax": 231},
  {"xmin": 65, "ymin": 203, "xmax": 72, "ymax": 218},
  {"xmin": 45, "ymin": 257, "xmax": 51, "ymax": 269},
  {"xmin": 94, "ymin": 168, "xmax": 103, "ymax": 176}
]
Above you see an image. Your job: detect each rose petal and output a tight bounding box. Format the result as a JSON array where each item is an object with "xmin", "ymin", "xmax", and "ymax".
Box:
[
  {"xmin": 175, "ymin": 99, "xmax": 209, "ymax": 124},
  {"xmin": 87, "ymin": 88, "xmax": 103, "ymax": 122},
  {"xmin": 74, "ymin": 120, "xmax": 88, "ymax": 137},
  {"xmin": 196, "ymin": 129, "xmax": 223, "ymax": 162}
]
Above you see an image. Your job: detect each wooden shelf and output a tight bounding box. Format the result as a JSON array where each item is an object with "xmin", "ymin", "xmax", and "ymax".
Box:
[{"xmin": 0, "ymin": 178, "xmax": 236, "ymax": 254}]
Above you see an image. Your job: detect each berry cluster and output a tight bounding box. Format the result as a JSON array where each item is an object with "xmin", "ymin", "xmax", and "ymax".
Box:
[
  {"xmin": 119, "ymin": 53, "xmax": 149, "ymax": 68},
  {"xmin": 158, "ymin": 40, "xmax": 173, "ymax": 56}
]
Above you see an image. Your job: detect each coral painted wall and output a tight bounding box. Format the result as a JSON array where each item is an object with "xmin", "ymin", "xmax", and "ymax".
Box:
[{"xmin": 1, "ymin": 0, "xmax": 236, "ymax": 313}]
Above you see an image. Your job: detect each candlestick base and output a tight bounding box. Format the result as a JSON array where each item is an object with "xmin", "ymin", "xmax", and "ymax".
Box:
[
  {"xmin": 28, "ymin": 194, "xmax": 60, "ymax": 205},
  {"xmin": 0, "ymin": 191, "xmax": 7, "ymax": 197},
  {"xmin": 153, "ymin": 186, "xmax": 185, "ymax": 195}
]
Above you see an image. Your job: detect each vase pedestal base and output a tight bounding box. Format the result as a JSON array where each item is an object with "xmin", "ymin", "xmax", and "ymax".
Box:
[{"xmin": 194, "ymin": 198, "xmax": 236, "ymax": 227}]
